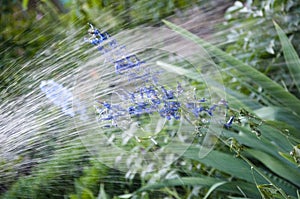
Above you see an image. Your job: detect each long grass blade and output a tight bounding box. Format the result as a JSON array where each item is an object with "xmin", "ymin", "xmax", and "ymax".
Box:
[
  {"xmin": 274, "ymin": 21, "xmax": 300, "ymax": 93},
  {"xmin": 135, "ymin": 176, "xmax": 260, "ymax": 198},
  {"xmin": 203, "ymin": 181, "xmax": 227, "ymax": 199},
  {"xmin": 246, "ymin": 149, "xmax": 300, "ymax": 187},
  {"xmin": 183, "ymin": 146, "xmax": 297, "ymax": 196}
]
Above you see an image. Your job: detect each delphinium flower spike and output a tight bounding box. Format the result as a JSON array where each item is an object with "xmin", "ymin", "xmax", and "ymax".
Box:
[
  {"xmin": 86, "ymin": 23, "xmax": 156, "ymax": 85},
  {"xmin": 86, "ymin": 24, "xmax": 234, "ymax": 148},
  {"xmin": 114, "ymin": 55, "xmax": 144, "ymax": 73}
]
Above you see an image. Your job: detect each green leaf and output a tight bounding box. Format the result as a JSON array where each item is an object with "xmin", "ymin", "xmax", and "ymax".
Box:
[
  {"xmin": 274, "ymin": 21, "xmax": 300, "ymax": 93},
  {"xmin": 246, "ymin": 149, "xmax": 300, "ymax": 187},
  {"xmin": 183, "ymin": 146, "xmax": 265, "ymax": 182},
  {"xmin": 163, "ymin": 20, "xmax": 300, "ymax": 115},
  {"xmin": 279, "ymin": 152, "xmax": 298, "ymax": 167},
  {"xmin": 97, "ymin": 184, "xmax": 108, "ymax": 199},
  {"xmin": 135, "ymin": 176, "xmax": 219, "ymax": 193},
  {"xmin": 222, "ymin": 126, "xmax": 281, "ymax": 159},
  {"xmin": 256, "ymin": 124, "xmax": 293, "ymax": 152},
  {"xmin": 135, "ymin": 176, "xmax": 260, "ymax": 198},
  {"xmin": 227, "ymin": 197, "xmax": 252, "ymax": 199},
  {"xmin": 262, "ymin": 120, "xmax": 300, "ymax": 143},
  {"xmin": 182, "ymin": 145, "xmax": 297, "ymax": 196},
  {"xmin": 258, "ymin": 184, "xmax": 288, "ymax": 199},
  {"xmin": 118, "ymin": 194, "xmax": 133, "ymax": 199},
  {"xmin": 203, "ymin": 181, "xmax": 227, "ymax": 199},
  {"xmin": 255, "ymin": 106, "xmax": 300, "ymax": 139},
  {"xmin": 22, "ymin": 0, "xmax": 29, "ymax": 10}
]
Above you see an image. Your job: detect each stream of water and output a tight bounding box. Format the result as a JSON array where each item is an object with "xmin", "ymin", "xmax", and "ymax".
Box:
[{"xmin": 0, "ymin": 6, "xmax": 229, "ymax": 195}]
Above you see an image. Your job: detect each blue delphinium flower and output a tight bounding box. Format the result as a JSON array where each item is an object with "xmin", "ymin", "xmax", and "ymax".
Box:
[
  {"xmin": 86, "ymin": 24, "xmax": 233, "ymax": 128},
  {"xmin": 87, "ymin": 24, "xmax": 143, "ymax": 74},
  {"xmin": 158, "ymin": 86, "xmax": 181, "ymax": 120},
  {"xmin": 185, "ymin": 97, "xmax": 206, "ymax": 118},
  {"xmin": 95, "ymin": 101, "xmax": 127, "ymax": 121},
  {"xmin": 185, "ymin": 102, "xmax": 205, "ymax": 118},
  {"xmin": 161, "ymin": 86, "xmax": 174, "ymax": 99},
  {"xmin": 224, "ymin": 116, "xmax": 234, "ymax": 129},
  {"xmin": 159, "ymin": 101, "xmax": 181, "ymax": 120},
  {"xmin": 176, "ymin": 82, "xmax": 184, "ymax": 95},
  {"xmin": 206, "ymin": 104, "xmax": 218, "ymax": 116},
  {"xmin": 128, "ymin": 102, "xmax": 153, "ymax": 116},
  {"xmin": 88, "ymin": 23, "xmax": 110, "ymax": 45},
  {"xmin": 127, "ymin": 86, "xmax": 160, "ymax": 116},
  {"xmin": 114, "ymin": 55, "xmax": 145, "ymax": 73}
]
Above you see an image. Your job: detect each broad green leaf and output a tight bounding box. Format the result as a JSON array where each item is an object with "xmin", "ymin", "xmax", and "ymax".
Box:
[
  {"xmin": 274, "ymin": 21, "xmax": 300, "ymax": 93},
  {"xmin": 183, "ymin": 147, "xmax": 266, "ymax": 184},
  {"xmin": 224, "ymin": 87, "xmax": 262, "ymax": 111},
  {"xmin": 81, "ymin": 188, "xmax": 95, "ymax": 199},
  {"xmin": 262, "ymin": 120, "xmax": 300, "ymax": 143},
  {"xmin": 255, "ymin": 106, "xmax": 300, "ymax": 139},
  {"xmin": 246, "ymin": 149, "xmax": 300, "ymax": 187},
  {"xmin": 279, "ymin": 152, "xmax": 299, "ymax": 167},
  {"xmin": 183, "ymin": 146, "xmax": 297, "ymax": 196},
  {"xmin": 69, "ymin": 194, "xmax": 79, "ymax": 199},
  {"xmin": 222, "ymin": 126, "xmax": 281, "ymax": 158},
  {"xmin": 135, "ymin": 177, "xmax": 219, "ymax": 193},
  {"xmin": 256, "ymin": 125, "xmax": 293, "ymax": 152},
  {"xmin": 135, "ymin": 176, "xmax": 260, "ymax": 198},
  {"xmin": 163, "ymin": 20, "xmax": 300, "ymax": 115}
]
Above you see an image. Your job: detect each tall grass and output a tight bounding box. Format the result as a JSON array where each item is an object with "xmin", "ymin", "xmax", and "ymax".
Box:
[{"xmin": 129, "ymin": 20, "xmax": 300, "ymax": 199}]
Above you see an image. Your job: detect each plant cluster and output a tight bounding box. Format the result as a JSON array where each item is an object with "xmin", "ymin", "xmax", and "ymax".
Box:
[{"xmin": 1, "ymin": 1, "xmax": 300, "ymax": 199}]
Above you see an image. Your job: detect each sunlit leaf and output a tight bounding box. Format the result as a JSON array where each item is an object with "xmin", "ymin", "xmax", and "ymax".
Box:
[{"xmin": 22, "ymin": 0, "xmax": 29, "ymax": 10}]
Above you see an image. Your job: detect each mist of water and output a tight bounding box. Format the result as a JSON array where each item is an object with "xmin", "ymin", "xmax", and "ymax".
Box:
[{"xmin": 0, "ymin": 4, "xmax": 233, "ymax": 195}]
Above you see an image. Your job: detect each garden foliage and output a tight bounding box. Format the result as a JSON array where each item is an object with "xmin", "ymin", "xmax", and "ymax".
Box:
[{"xmin": 1, "ymin": 0, "xmax": 300, "ymax": 198}]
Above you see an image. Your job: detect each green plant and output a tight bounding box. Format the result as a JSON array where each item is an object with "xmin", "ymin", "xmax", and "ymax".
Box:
[
  {"xmin": 2, "ymin": 1, "xmax": 300, "ymax": 198},
  {"xmin": 126, "ymin": 20, "xmax": 300, "ymax": 199},
  {"xmin": 221, "ymin": 0, "xmax": 300, "ymax": 98}
]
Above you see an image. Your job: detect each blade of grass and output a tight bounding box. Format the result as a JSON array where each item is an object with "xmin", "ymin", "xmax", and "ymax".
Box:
[
  {"xmin": 255, "ymin": 106, "xmax": 300, "ymax": 138},
  {"xmin": 203, "ymin": 181, "xmax": 227, "ymax": 199},
  {"xmin": 163, "ymin": 20, "xmax": 300, "ymax": 115},
  {"xmin": 246, "ymin": 149, "xmax": 300, "ymax": 187},
  {"xmin": 222, "ymin": 126, "xmax": 282, "ymax": 159},
  {"xmin": 279, "ymin": 152, "xmax": 299, "ymax": 167},
  {"xmin": 182, "ymin": 144, "xmax": 297, "ymax": 196},
  {"xmin": 183, "ymin": 146, "xmax": 266, "ymax": 184},
  {"xmin": 134, "ymin": 176, "xmax": 260, "ymax": 198},
  {"xmin": 274, "ymin": 21, "xmax": 300, "ymax": 93}
]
